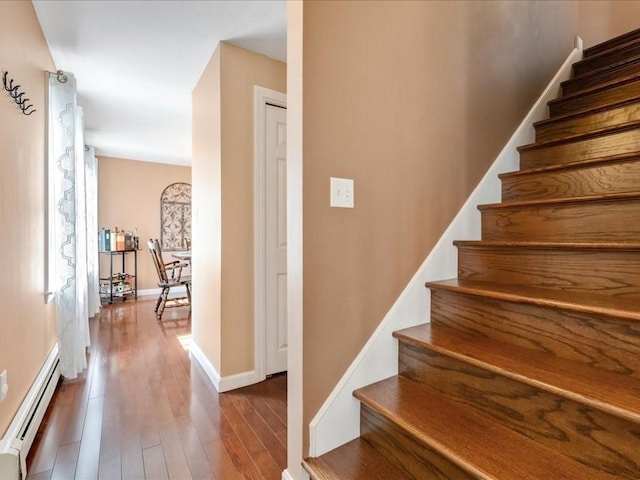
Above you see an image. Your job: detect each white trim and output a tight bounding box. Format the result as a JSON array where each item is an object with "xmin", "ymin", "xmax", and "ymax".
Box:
[
  {"xmin": 135, "ymin": 286, "xmax": 187, "ymax": 297},
  {"xmin": 0, "ymin": 343, "xmax": 60, "ymax": 454},
  {"xmin": 189, "ymin": 340, "xmax": 221, "ymax": 390},
  {"xmin": 135, "ymin": 288, "xmax": 162, "ymax": 297},
  {"xmin": 286, "ymin": 2, "xmax": 304, "ymax": 478},
  {"xmin": 219, "ymin": 370, "xmax": 261, "ymax": 393},
  {"xmin": 0, "ymin": 343, "xmax": 60, "ymax": 479},
  {"xmin": 0, "ymin": 454, "xmax": 19, "ymax": 480},
  {"xmin": 254, "ymin": 85, "xmax": 287, "ymax": 383},
  {"xmin": 189, "ymin": 341, "xmax": 261, "ymax": 393},
  {"xmin": 308, "ymin": 42, "xmax": 584, "ymax": 457},
  {"xmin": 283, "ymin": 469, "xmax": 307, "ymax": 480}
]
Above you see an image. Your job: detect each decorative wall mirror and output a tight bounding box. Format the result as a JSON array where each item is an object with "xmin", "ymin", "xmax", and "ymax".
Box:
[{"xmin": 160, "ymin": 182, "xmax": 191, "ymax": 251}]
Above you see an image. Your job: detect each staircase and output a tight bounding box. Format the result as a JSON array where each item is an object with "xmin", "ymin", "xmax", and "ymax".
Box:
[{"xmin": 303, "ymin": 29, "xmax": 640, "ymax": 480}]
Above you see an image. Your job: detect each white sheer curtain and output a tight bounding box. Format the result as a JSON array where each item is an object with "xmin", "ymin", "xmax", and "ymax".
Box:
[
  {"xmin": 85, "ymin": 146, "xmax": 100, "ymax": 318},
  {"xmin": 47, "ymin": 71, "xmax": 98, "ymax": 379}
]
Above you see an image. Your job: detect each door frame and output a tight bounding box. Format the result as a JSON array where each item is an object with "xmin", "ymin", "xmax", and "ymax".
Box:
[{"xmin": 254, "ymin": 86, "xmax": 287, "ymax": 382}]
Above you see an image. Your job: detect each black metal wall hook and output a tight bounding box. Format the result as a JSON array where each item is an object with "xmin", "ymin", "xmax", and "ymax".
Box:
[{"xmin": 3, "ymin": 71, "xmax": 36, "ymax": 116}]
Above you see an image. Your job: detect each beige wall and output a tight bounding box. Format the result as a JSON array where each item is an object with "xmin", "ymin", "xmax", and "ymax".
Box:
[
  {"xmin": 192, "ymin": 43, "xmax": 286, "ymax": 377},
  {"xmin": 0, "ymin": 1, "xmax": 57, "ymax": 436},
  {"xmin": 97, "ymin": 156, "xmax": 191, "ymax": 291},
  {"xmin": 300, "ymin": 0, "xmax": 582, "ymax": 450},
  {"xmin": 579, "ymin": 0, "xmax": 640, "ymax": 48},
  {"xmin": 298, "ymin": 0, "xmax": 640, "ymax": 456},
  {"xmin": 219, "ymin": 44, "xmax": 287, "ymax": 375},
  {"xmin": 192, "ymin": 46, "xmax": 222, "ymax": 374}
]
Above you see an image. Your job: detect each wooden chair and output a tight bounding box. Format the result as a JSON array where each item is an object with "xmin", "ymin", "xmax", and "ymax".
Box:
[{"xmin": 146, "ymin": 239, "xmax": 191, "ymax": 319}]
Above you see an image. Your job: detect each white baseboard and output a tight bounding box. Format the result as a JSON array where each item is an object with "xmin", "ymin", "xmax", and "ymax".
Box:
[
  {"xmin": 136, "ymin": 288, "xmax": 161, "ymax": 297},
  {"xmin": 282, "ymin": 468, "xmax": 302, "ymax": 480},
  {"xmin": 189, "ymin": 341, "xmax": 261, "ymax": 393},
  {"xmin": 189, "ymin": 341, "xmax": 222, "ymax": 390},
  {"xmin": 0, "ymin": 454, "xmax": 19, "ymax": 480},
  {"xmin": 282, "ymin": 468, "xmax": 309, "ymax": 480},
  {"xmin": 307, "ymin": 40, "xmax": 584, "ymax": 457},
  {"xmin": 136, "ymin": 286, "xmax": 187, "ymax": 297},
  {"xmin": 0, "ymin": 343, "xmax": 60, "ymax": 479},
  {"xmin": 218, "ymin": 369, "xmax": 261, "ymax": 392}
]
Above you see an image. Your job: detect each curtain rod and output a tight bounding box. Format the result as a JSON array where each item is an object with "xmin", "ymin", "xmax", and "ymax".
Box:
[{"xmin": 46, "ymin": 70, "xmax": 68, "ymax": 84}]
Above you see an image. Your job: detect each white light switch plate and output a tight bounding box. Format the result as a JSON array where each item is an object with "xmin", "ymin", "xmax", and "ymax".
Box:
[
  {"xmin": 330, "ymin": 177, "xmax": 354, "ymax": 208},
  {"xmin": 0, "ymin": 370, "xmax": 7, "ymax": 403}
]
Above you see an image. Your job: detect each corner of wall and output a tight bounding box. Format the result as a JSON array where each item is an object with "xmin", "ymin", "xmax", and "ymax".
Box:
[
  {"xmin": 189, "ymin": 340, "xmax": 262, "ymax": 393},
  {"xmin": 189, "ymin": 340, "xmax": 221, "ymax": 391}
]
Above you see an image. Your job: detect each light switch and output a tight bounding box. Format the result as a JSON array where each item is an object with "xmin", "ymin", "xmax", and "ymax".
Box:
[
  {"xmin": 330, "ymin": 177, "xmax": 354, "ymax": 208},
  {"xmin": 0, "ymin": 370, "xmax": 7, "ymax": 403}
]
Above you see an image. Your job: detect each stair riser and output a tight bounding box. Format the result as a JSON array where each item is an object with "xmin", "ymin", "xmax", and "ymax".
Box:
[
  {"xmin": 501, "ymin": 159, "xmax": 640, "ymax": 201},
  {"xmin": 563, "ymin": 59, "xmax": 640, "ymax": 95},
  {"xmin": 574, "ymin": 42, "xmax": 640, "ymax": 76},
  {"xmin": 549, "ymin": 79, "xmax": 640, "ymax": 117},
  {"xmin": 398, "ymin": 342, "xmax": 640, "ymax": 478},
  {"xmin": 520, "ymin": 128, "xmax": 640, "ymax": 170},
  {"xmin": 584, "ymin": 30, "xmax": 640, "ymax": 58},
  {"xmin": 536, "ymin": 102, "xmax": 640, "ymax": 143},
  {"xmin": 429, "ymin": 288, "xmax": 640, "ymax": 377},
  {"xmin": 481, "ymin": 200, "xmax": 640, "ymax": 242},
  {"xmin": 360, "ymin": 405, "xmax": 475, "ymax": 480},
  {"xmin": 457, "ymin": 246, "xmax": 640, "ymax": 299}
]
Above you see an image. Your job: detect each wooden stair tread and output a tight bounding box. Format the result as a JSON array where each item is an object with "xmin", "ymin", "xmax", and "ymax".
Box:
[
  {"xmin": 394, "ymin": 323, "xmax": 640, "ymax": 423},
  {"xmin": 551, "ymin": 97, "xmax": 640, "ymax": 123},
  {"xmin": 561, "ymin": 56, "xmax": 640, "ymax": 96},
  {"xmin": 564, "ymin": 65, "xmax": 640, "ymax": 98},
  {"xmin": 573, "ymin": 51, "xmax": 640, "ymax": 78},
  {"xmin": 426, "ymin": 278, "xmax": 640, "ymax": 321},
  {"xmin": 548, "ymin": 72, "xmax": 640, "ymax": 107},
  {"xmin": 303, "ymin": 438, "xmax": 416, "ymax": 480},
  {"xmin": 518, "ymin": 118, "xmax": 640, "ymax": 152},
  {"xmin": 563, "ymin": 54, "xmax": 640, "ymax": 87},
  {"xmin": 453, "ymin": 240, "xmax": 640, "ymax": 250},
  {"xmin": 499, "ymin": 153, "xmax": 640, "ymax": 179},
  {"xmin": 355, "ymin": 376, "xmax": 620, "ymax": 480},
  {"xmin": 577, "ymin": 36, "xmax": 640, "ymax": 64},
  {"xmin": 477, "ymin": 189, "xmax": 640, "ymax": 210},
  {"xmin": 519, "ymin": 125, "xmax": 640, "ymax": 170},
  {"xmin": 573, "ymin": 42, "xmax": 640, "ymax": 77},
  {"xmin": 547, "ymin": 80, "xmax": 640, "ymax": 119},
  {"xmin": 534, "ymin": 98, "xmax": 640, "ymax": 131},
  {"xmin": 583, "ymin": 28, "xmax": 640, "ymax": 57}
]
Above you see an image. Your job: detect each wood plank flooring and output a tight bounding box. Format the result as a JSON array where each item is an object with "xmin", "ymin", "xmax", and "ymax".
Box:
[{"xmin": 26, "ymin": 298, "xmax": 287, "ymax": 480}]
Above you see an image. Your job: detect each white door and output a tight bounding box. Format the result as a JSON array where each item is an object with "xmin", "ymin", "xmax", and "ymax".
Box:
[{"xmin": 265, "ymin": 103, "xmax": 287, "ymax": 375}]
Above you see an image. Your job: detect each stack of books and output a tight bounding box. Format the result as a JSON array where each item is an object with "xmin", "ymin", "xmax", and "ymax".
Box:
[{"xmin": 99, "ymin": 228, "xmax": 138, "ymax": 251}]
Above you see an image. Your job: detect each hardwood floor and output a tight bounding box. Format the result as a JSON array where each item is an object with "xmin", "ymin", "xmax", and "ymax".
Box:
[{"xmin": 26, "ymin": 298, "xmax": 287, "ymax": 480}]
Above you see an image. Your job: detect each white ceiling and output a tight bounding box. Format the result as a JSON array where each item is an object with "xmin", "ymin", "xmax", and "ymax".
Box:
[{"xmin": 32, "ymin": 0, "xmax": 287, "ymax": 166}]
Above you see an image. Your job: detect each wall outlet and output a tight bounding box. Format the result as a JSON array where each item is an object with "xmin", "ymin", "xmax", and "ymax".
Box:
[
  {"xmin": 330, "ymin": 177, "xmax": 354, "ymax": 208},
  {"xmin": 0, "ymin": 370, "xmax": 7, "ymax": 403}
]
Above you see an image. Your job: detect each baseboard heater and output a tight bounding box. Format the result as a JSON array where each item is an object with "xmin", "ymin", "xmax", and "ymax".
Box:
[{"xmin": 0, "ymin": 343, "xmax": 60, "ymax": 480}]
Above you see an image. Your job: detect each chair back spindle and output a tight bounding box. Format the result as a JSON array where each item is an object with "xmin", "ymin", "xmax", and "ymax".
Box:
[{"xmin": 147, "ymin": 239, "xmax": 170, "ymax": 283}]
